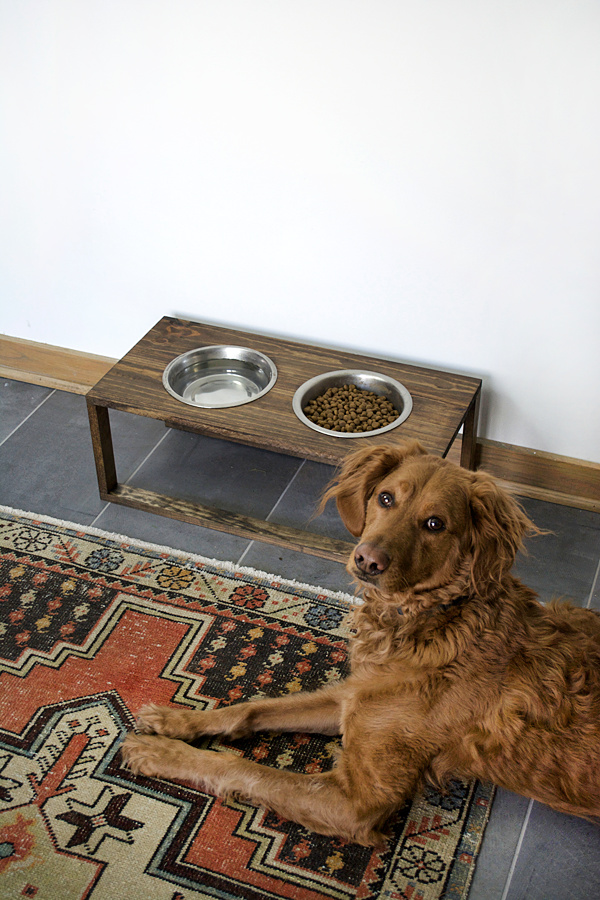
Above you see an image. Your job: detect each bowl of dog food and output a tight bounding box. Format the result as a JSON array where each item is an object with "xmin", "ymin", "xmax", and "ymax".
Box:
[
  {"xmin": 163, "ymin": 345, "xmax": 277, "ymax": 408},
  {"xmin": 292, "ymin": 369, "xmax": 412, "ymax": 438}
]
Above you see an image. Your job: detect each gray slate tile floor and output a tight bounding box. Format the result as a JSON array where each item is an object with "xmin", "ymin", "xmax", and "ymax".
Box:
[{"xmin": 1, "ymin": 377, "xmax": 599, "ymax": 898}]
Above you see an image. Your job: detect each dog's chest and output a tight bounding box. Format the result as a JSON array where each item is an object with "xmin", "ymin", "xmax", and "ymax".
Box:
[{"xmin": 339, "ymin": 664, "xmax": 449, "ymax": 740}]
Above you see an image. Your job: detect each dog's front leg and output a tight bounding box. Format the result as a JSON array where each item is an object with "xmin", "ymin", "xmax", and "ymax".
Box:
[
  {"xmin": 133, "ymin": 681, "xmax": 346, "ymax": 742},
  {"xmin": 120, "ymin": 734, "xmax": 388, "ymax": 845}
]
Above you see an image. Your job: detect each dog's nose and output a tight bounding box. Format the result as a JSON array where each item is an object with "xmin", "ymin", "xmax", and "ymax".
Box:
[{"xmin": 354, "ymin": 543, "xmax": 390, "ymax": 577}]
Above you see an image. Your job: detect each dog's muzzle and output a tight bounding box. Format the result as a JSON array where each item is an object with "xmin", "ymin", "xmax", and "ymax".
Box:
[{"xmin": 354, "ymin": 542, "xmax": 390, "ymax": 579}]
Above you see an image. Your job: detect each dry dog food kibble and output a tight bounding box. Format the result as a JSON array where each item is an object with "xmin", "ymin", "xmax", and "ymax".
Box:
[{"xmin": 303, "ymin": 384, "xmax": 399, "ymax": 433}]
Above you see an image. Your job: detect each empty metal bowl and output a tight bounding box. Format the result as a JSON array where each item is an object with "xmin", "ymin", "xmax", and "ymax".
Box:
[
  {"xmin": 163, "ymin": 345, "xmax": 277, "ymax": 408},
  {"xmin": 293, "ymin": 369, "xmax": 412, "ymax": 438}
]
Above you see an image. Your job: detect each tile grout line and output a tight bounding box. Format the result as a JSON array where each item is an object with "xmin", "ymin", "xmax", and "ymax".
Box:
[
  {"xmin": 123, "ymin": 429, "xmax": 172, "ymax": 486},
  {"xmin": 90, "ymin": 429, "xmax": 171, "ymax": 528},
  {"xmin": 500, "ymin": 798, "xmax": 533, "ymax": 900},
  {"xmin": 90, "ymin": 502, "xmax": 112, "ymax": 529},
  {"xmin": 585, "ymin": 555, "xmax": 600, "ymax": 610},
  {"xmin": 265, "ymin": 459, "xmax": 307, "ymax": 523},
  {"xmin": 235, "ymin": 460, "xmax": 306, "ymax": 567},
  {"xmin": 0, "ymin": 388, "xmax": 56, "ymax": 448},
  {"xmin": 234, "ymin": 540, "xmax": 256, "ymax": 568}
]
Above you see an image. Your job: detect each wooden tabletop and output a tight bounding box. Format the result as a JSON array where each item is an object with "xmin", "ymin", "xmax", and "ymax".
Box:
[{"xmin": 88, "ymin": 317, "xmax": 481, "ymax": 466}]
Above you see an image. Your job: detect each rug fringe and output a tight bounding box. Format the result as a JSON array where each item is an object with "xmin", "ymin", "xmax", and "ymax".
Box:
[{"xmin": 0, "ymin": 504, "xmax": 361, "ymax": 605}]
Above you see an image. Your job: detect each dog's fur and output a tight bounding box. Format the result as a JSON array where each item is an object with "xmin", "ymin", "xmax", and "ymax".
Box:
[{"xmin": 121, "ymin": 441, "xmax": 600, "ymax": 845}]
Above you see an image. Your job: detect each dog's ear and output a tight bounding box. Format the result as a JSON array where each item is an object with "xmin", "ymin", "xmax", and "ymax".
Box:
[
  {"xmin": 468, "ymin": 471, "xmax": 537, "ymax": 591},
  {"xmin": 319, "ymin": 441, "xmax": 426, "ymax": 536}
]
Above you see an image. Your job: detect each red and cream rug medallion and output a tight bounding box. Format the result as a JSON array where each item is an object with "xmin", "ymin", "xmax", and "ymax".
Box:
[{"xmin": 0, "ymin": 509, "xmax": 493, "ymax": 899}]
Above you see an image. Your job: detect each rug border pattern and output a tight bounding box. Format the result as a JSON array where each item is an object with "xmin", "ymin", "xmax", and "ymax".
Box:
[{"xmin": 0, "ymin": 506, "xmax": 496, "ymax": 900}]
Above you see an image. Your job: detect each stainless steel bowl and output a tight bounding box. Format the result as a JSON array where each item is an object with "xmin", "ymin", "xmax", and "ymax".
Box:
[
  {"xmin": 163, "ymin": 345, "xmax": 277, "ymax": 408},
  {"xmin": 292, "ymin": 369, "xmax": 412, "ymax": 438}
]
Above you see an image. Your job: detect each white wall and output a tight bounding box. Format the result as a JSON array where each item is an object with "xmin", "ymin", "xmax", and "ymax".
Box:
[{"xmin": 1, "ymin": 1, "xmax": 599, "ymax": 462}]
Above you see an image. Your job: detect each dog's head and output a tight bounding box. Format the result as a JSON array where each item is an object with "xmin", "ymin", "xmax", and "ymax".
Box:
[{"xmin": 322, "ymin": 441, "xmax": 535, "ymax": 612}]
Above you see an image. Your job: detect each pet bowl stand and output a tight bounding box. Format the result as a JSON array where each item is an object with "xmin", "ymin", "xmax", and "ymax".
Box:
[{"xmin": 86, "ymin": 317, "xmax": 481, "ymax": 562}]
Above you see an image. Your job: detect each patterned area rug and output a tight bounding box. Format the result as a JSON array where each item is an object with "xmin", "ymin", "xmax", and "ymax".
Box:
[{"xmin": 0, "ymin": 508, "xmax": 494, "ymax": 900}]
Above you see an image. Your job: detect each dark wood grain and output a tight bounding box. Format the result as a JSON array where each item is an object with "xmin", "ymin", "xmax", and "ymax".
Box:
[
  {"xmin": 460, "ymin": 388, "xmax": 481, "ymax": 469},
  {"xmin": 104, "ymin": 483, "xmax": 355, "ymax": 563},
  {"xmin": 88, "ymin": 317, "xmax": 481, "ymax": 465},
  {"xmin": 87, "ymin": 401, "xmax": 117, "ymax": 494},
  {"xmin": 86, "ymin": 317, "xmax": 482, "ymax": 556}
]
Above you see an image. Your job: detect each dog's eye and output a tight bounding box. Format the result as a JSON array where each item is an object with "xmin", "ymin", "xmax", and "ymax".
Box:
[
  {"xmin": 377, "ymin": 491, "xmax": 394, "ymax": 508},
  {"xmin": 425, "ymin": 516, "xmax": 445, "ymax": 533}
]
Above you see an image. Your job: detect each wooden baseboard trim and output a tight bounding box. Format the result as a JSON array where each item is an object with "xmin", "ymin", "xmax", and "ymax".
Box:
[
  {"xmin": 0, "ymin": 334, "xmax": 116, "ymax": 395},
  {"xmin": 475, "ymin": 439, "xmax": 599, "ymax": 513},
  {"xmin": 2, "ymin": 333, "xmax": 598, "ymax": 512}
]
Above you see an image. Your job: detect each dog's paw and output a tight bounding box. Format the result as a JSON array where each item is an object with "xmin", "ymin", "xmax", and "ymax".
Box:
[
  {"xmin": 135, "ymin": 703, "xmax": 201, "ymax": 740},
  {"xmin": 121, "ymin": 732, "xmax": 236, "ymax": 795},
  {"xmin": 120, "ymin": 732, "xmax": 177, "ymax": 778}
]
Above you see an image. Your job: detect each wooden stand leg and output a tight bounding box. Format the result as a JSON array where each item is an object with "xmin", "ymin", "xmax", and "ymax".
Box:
[
  {"xmin": 84, "ymin": 399, "xmax": 353, "ymax": 561},
  {"xmin": 460, "ymin": 387, "xmax": 481, "ymax": 470},
  {"xmin": 86, "ymin": 400, "xmax": 117, "ymax": 496}
]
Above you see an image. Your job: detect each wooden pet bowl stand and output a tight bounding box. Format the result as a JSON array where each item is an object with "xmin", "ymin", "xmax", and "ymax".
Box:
[{"xmin": 86, "ymin": 317, "xmax": 481, "ymax": 562}]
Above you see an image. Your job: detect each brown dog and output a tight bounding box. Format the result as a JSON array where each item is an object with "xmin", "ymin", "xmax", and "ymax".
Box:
[{"xmin": 121, "ymin": 440, "xmax": 600, "ymax": 845}]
